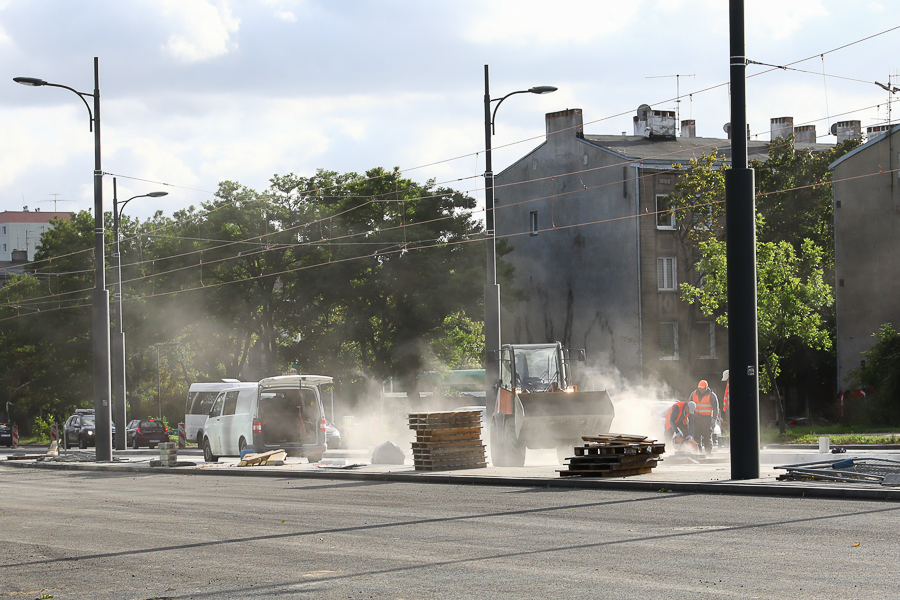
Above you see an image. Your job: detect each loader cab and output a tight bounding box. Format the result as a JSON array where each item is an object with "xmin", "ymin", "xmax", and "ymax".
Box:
[{"xmin": 499, "ymin": 343, "xmax": 567, "ymax": 394}]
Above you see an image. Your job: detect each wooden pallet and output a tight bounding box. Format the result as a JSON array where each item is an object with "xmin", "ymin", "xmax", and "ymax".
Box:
[
  {"xmin": 558, "ymin": 433, "xmax": 665, "ymax": 478},
  {"xmin": 408, "ymin": 410, "xmax": 486, "ymax": 472}
]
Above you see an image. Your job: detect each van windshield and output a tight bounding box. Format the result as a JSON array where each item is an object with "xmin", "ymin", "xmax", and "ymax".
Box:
[{"xmin": 186, "ymin": 391, "xmax": 220, "ymax": 416}]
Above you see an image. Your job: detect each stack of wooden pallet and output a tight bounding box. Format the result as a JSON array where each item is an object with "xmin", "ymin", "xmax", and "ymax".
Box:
[
  {"xmin": 558, "ymin": 433, "xmax": 665, "ymax": 477},
  {"xmin": 407, "ymin": 410, "xmax": 486, "ymax": 471}
]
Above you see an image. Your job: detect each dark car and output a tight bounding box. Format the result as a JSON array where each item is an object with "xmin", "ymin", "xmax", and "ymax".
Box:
[
  {"xmin": 63, "ymin": 409, "xmax": 116, "ymax": 449},
  {"xmin": 0, "ymin": 423, "xmax": 12, "ymax": 447},
  {"xmin": 325, "ymin": 421, "xmax": 341, "ymax": 449},
  {"xmin": 125, "ymin": 419, "xmax": 169, "ymax": 449}
]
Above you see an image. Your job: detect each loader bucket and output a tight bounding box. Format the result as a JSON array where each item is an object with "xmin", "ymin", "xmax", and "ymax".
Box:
[{"xmin": 515, "ymin": 390, "xmax": 615, "ymax": 450}]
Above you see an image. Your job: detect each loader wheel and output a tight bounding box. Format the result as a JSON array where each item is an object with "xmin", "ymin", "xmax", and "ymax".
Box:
[
  {"xmin": 489, "ymin": 415, "xmax": 507, "ymax": 467},
  {"xmin": 504, "ymin": 420, "xmax": 525, "ymax": 467}
]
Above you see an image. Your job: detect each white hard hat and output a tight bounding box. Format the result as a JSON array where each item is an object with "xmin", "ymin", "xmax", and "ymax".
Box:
[{"xmin": 722, "ymin": 369, "xmax": 729, "ymax": 381}]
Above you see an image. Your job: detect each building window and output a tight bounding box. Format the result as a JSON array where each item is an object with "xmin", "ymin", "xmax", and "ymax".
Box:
[
  {"xmin": 656, "ymin": 194, "xmax": 675, "ymax": 229},
  {"xmin": 657, "ymin": 257, "xmax": 677, "ymax": 291},
  {"xmin": 530, "ymin": 211, "xmax": 538, "ymax": 235},
  {"xmin": 660, "ymin": 322, "xmax": 679, "ymax": 360},
  {"xmin": 694, "ymin": 322, "xmax": 716, "ymax": 359},
  {"xmin": 1, "ymin": 226, "xmax": 5, "ymax": 235},
  {"xmin": 1, "ymin": 244, "xmax": 5, "ymax": 252}
]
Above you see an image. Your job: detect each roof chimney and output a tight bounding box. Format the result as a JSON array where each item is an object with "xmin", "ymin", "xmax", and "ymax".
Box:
[
  {"xmin": 866, "ymin": 124, "xmax": 891, "ymax": 140},
  {"xmin": 681, "ymin": 119, "xmax": 696, "ymax": 138},
  {"xmin": 770, "ymin": 117, "xmax": 794, "ymax": 141},
  {"xmin": 793, "ymin": 125, "xmax": 816, "ymax": 144},
  {"xmin": 545, "ymin": 108, "xmax": 583, "ymax": 139},
  {"xmin": 832, "ymin": 120, "xmax": 861, "ymax": 143}
]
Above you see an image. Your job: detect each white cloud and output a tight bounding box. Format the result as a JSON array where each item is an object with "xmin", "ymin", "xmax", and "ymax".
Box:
[
  {"xmin": 274, "ymin": 10, "xmax": 297, "ymax": 23},
  {"xmin": 159, "ymin": 0, "xmax": 241, "ymax": 63},
  {"xmin": 747, "ymin": 0, "xmax": 830, "ymax": 41},
  {"xmin": 464, "ymin": 0, "xmax": 641, "ymax": 46}
]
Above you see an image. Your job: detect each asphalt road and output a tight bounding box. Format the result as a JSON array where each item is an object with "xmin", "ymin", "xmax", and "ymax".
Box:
[{"xmin": 1, "ymin": 468, "xmax": 899, "ymax": 599}]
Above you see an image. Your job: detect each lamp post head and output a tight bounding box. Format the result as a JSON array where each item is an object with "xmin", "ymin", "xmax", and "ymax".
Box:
[
  {"xmin": 147, "ymin": 192, "xmax": 168, "ymax": 198},
  {"xmin": 13, "ymin": 77, "xmax": 48, "ymax": 87},
  {"xmin": 528, "ymin": 86, "xmax": 557, "ymax": 94}
]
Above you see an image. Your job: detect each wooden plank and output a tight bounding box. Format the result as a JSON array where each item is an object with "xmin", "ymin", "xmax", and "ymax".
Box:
[
  {"xmin": 414, "ymin": 462, "xmax": 487, "ymax": 471},
  {"xmin": 582, "ymin": 433, "xmax": 650, "ymax": 443},
  {"xmin": 567, "ymin": 459, "xmax": 659, "ymax": 471},
  {"xmin": 567, "ymin": 454, "xmax": 661, "ymax": 466},
  {"xmin": 557, "ymin": 467, "xmax": 654, "ymax": 478},
  {"xmin": 412, "ymin": 439, "xmax": 483, "ymax": 449},
  {"xmin": 414, "ymin": 433, "xmax": 481, "ymax": 444}
]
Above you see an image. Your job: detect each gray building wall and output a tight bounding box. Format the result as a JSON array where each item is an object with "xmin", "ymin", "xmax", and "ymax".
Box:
[
  {"xmin": 831, "ymin": 124, "xmax": 900, "ymax": 389},
  {"xmin": 494, "ymin": 109, "xmax": 642, "ymax": 378}
]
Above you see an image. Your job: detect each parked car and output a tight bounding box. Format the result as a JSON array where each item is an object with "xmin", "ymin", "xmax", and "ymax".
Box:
[
  {"xmin": 125, "ymin": 419, "xmax": 169, "ymax": 449},
  {"xmin": 325, "ymin": 421, "xmax": 341, "ymax": 449},
  {"xmin": 0, "ymin": 423, "xmax": 12, "ymax": 447},
  {"xmin": 63, "ymin": 409, "xmax": 116, "ymax": 449}
]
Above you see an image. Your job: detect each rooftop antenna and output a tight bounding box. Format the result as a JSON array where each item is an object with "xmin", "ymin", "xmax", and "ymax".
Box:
[
  {"xmin": 646, "ymin": 72, "xmax": 696, "ymax": 132},
  {"xmin": 39, "ymin": 194, "xmax": 74, "ymax": 211}
]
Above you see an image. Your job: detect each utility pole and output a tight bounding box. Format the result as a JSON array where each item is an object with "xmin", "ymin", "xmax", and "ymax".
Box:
[{"xmin": 727, "ymin": 0, "xmax": 761, "ymax": 479}]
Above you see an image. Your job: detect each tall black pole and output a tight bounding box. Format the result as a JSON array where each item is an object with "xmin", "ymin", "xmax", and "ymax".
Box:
[
  {"xmin": 91, "ymin": 57, "xmax": 113, "ymax": 461},
  {"xmin": 112, "ymin": 178, "xmax": 127, "ymax": 450},
  {"xmin": 727, "ymin": 0, "xmax": 760, "ymax": 479},
  {"xmin": 483, "ymin": 65, "xmax": 501, "ymax": 412}
]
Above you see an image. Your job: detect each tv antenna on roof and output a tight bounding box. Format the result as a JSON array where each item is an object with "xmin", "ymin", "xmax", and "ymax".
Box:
[
  {"xmin": 39, "ymin": 194, "xmax": 74, "ymax": 211},
  {"xmin": 646, "ymin": 72, "xmax": 696, "ymax": 132}
]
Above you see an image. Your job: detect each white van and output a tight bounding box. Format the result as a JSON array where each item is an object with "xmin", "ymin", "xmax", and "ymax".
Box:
[
  {"xmin": 184, "ymin": 380, "xmax": 256, "ymax": 445},
  {"xmin": 202, "ymin": 375, "xmax": 331, "ymax": 463}
]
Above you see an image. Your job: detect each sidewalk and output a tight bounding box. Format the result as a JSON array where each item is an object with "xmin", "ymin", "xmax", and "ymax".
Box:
[{"xmin": 4, "ymin": 444, "xmax": 900, "ymax": 501}]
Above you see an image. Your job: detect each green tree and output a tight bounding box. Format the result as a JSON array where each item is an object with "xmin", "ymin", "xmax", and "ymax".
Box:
[
  {"xmin": 666, "ymin": 137, "xmax": 853, "ymax": 430},
  {"xmin": 847, "ymin": 323, "xmax": 900, "ymax": 424}
]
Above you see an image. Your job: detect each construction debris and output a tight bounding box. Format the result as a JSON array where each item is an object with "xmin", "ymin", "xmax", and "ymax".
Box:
[
  {"xmin": 408, "ymin": 410, "xmax": 486, "ymax": 471},
  {"xmin": 776, "ymin": 457, "xmax": 900, "ymax": 485},
  {"xmin": 237, "ymin": 449, "xmax": 287, "ymax": 467},
  {"xmin": 558, "ymin": 433, "xmax": 665, "ymax": 477}
]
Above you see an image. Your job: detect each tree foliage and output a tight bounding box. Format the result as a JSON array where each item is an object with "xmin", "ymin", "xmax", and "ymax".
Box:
[
  {"xmin": 666, "ymin": 136, "xmax": 858, "ymax": 426},
  {"xmin": 847, "ymin": 323, "xmax": 900, "ymax": 424},
  {"xmin": 0, "ymin": 168, "xmax": 490, "ymax": 426}
]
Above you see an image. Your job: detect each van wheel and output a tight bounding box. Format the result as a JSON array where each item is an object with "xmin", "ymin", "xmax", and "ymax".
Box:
[
  {"xmin": 203, "ymin": 438, "xmax": 218, "ymax": 463},
  {"xmin": 306, "ymin": 452, "xmax": 323, "ymax": 463},
  {"xmin": 238, "ymin": 437, "xmax": 247, "ymax": 454},
  {"xmin": 79, "ymin": 435, "xmax": 87, "ymax": 449},
  {"xmin": 62, "ymin": 434, "xmax": 69, "ymax": 450},
  {"xmin": 132, "ymin": 437, "xmax": 139, "ymax": 450},
  {"xmin": 196, "ymin": 432, "xmax": 203, "ymax": 447}
]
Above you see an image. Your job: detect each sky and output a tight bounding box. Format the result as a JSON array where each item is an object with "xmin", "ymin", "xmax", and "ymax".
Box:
[{"xmin": 0, "ymin": 0, "xmax": 898, "ymax": 221}]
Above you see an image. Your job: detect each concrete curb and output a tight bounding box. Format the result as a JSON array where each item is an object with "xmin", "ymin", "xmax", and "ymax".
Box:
[{"xmin": 3, "ymin": 458, "xmax": 899, "ymax": 502}]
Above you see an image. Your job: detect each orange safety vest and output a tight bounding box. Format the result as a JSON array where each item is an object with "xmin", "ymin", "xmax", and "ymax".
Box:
[
  {"xmin": 691, "ymin": 388, "xmax": 716, "ymax": 417},
  {"xmin": 723, "ymin": 381, "xmax": 729, "ymax": 412},
  {"xmin": 666, "ymin": 401, "xmax": 689, "ymax": 429}
]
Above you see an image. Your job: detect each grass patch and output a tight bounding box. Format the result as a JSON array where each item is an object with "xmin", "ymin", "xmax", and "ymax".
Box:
[{"xmin": 760, "ymin": 426, "xmax": 900, "ymax": 445}]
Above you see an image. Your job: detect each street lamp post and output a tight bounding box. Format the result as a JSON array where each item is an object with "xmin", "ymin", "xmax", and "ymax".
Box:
[
  {"xmin": 14, "ymin": 57, "xmax": 113, "ymax": 461},
  {"xmin": 155, "ymin": 342, "xmax": 181, "ymax": 420},
  {"xmin": 482, "ymin": 64, "xmax": 556, "ymax": 406},
  {"xmin": 112, "ymin": 178, "xmax": 168, "ymax": 449}
]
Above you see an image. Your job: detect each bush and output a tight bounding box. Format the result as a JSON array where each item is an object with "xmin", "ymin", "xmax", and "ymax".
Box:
[
  {"xmin": 31, "ymin": 414, "xmax": 56, "ymax": 444},
  {"xmin": 847, "ymin": 323, "xmax": 900, "ymax": 425}
]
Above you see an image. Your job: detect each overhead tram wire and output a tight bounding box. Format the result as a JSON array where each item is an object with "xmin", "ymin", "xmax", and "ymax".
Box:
[
  {"xmin": 13, "ymin": 24, "xmax": 900, "ymax": 288},
  {"xmin": 88, "ymin": 24, "xmax": 900, "ymax": 272},
  {"xmin": 16, "ymin": 93, "xmax": 887, "ymax": 291},
  {"xmin": 7, "ymin": 160, "xmax": 900, "ymax": 322}
]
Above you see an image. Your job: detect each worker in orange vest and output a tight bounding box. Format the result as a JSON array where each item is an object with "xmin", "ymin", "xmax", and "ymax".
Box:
[
  {"xmin": 689, "ymin": 380, "xmax": 719, "ymax": 455},
  {"xmin": 721, "ymin": 370, "xmax": 730, "ymax": 434},
  {"xmin": 664, "ymin": 400, "xmax": 692, "ymax": 449}
]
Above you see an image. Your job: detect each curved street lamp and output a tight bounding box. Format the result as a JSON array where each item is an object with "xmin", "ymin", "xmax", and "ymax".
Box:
[
  {"xmin": 14, "ymin": 58, "xmax": 112, "ymax": 460},
  {"xmin": 482, "ymin": 65, "xmax": 556, "ymax": 408},
  {"xmin": 112, "ymin": 178, "xmax": 168, "ymax": 449}
]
